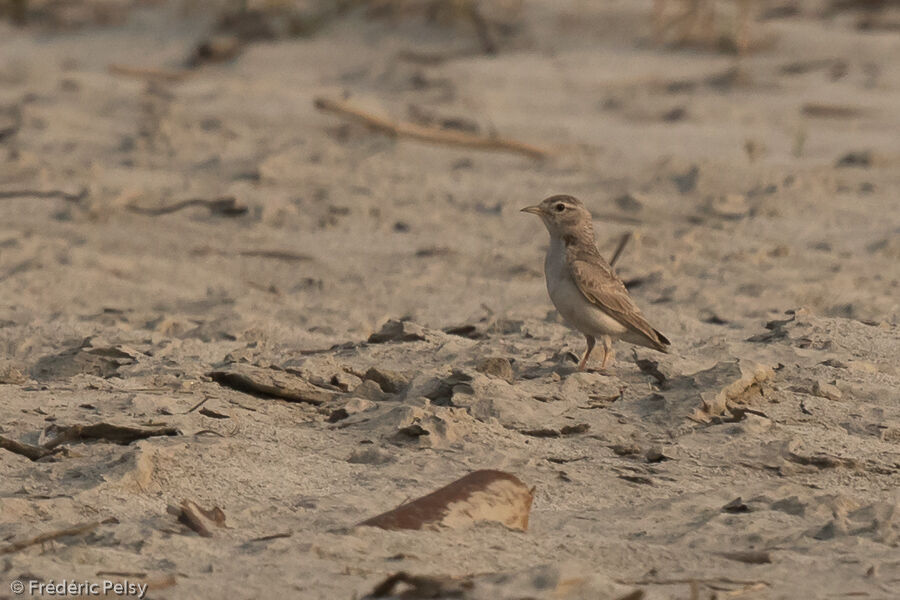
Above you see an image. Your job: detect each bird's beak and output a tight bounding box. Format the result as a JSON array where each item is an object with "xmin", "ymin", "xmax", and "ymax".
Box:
[{"xmin": 520, "ymin": 205, "xmax": 542, "ymax": 215}]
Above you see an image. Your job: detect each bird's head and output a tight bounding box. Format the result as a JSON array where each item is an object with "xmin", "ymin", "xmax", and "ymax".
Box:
[{"xmin": 520, "ymin": 194, "xmax": 593, "ymax": 238}]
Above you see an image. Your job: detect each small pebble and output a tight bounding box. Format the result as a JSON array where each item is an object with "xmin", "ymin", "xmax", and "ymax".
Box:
[{"xmin": 476, "ymin": 357, "xmax": 514, "ymax": 383}]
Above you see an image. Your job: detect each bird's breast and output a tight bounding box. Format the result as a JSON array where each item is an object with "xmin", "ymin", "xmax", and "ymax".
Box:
[{"xmin": 543, "ymin": 239, "xmax": 628, "ymax": 337}]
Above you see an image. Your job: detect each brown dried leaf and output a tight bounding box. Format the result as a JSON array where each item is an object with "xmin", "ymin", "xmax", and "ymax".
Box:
[
  {"xmin": 359, "ymin": 470, "xmax": 533, "ymax": 532},
  {"xmin": 174, "ymin": 500, "xmax": 226, "ymax": 538}
]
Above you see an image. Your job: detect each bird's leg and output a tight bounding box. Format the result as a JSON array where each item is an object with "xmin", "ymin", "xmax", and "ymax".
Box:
[
  {"xmin": 600, "ymin": 335, "xmax": 615, "ymax": 370},
  {"xmin": 577, "ymin": 335, "xmax": 596, "ymax": 371}
]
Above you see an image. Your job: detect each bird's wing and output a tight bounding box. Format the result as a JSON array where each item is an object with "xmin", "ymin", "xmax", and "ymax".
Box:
[{"xmin": 566, "ymin": 246, "xmax": 669, "ymax": 350}]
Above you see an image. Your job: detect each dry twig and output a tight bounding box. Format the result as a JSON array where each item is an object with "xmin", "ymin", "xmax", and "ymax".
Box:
[
  {"xmin": 247, "ymin": 531, "xmax": 292, "ymax": 543},
  {"xmin": 108, "ymin": 64, "xmax": 191, "ymax": 83},
  {"xmin": 314, "ymin": 97, "xmax": 550, "ymax": 159},
  {"xmin": 0, "ymin": 435, "xmax": 58, "ymax": 461},
  {"xmin": 239, "ymin": 249, "xmax": 313, "ymax": 262},
  {"xmin": 609, "ymin": 232, "xmax": 632, "ymax": 268},
  {"xmin": 0, "ymin": 188, "xmax": 87, "ymax": 202},
  {"xmin": 126, "ymin": 196, "xmax": 247, "ymax": 217},
  {"xmin": 618, "ymin": 577, "xmax": 769, "ymax": 588},
  {"xmin": 0, "ymin": 521, "xmax": 104, "ymax": 555}
]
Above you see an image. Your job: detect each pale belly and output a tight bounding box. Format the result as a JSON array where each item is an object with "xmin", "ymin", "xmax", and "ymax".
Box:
[
  {"xmin": 544, "ymin": 241, "xmax": 628, "ymax": 339},
  {"xmin": 548, "ymin": 273, "xmax": 629, "ymax": 338}
]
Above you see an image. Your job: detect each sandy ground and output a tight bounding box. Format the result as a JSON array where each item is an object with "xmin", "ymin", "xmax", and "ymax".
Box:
[{"xmin": 1, "ymin": 1, "xmax": 899, "ymax": 598}]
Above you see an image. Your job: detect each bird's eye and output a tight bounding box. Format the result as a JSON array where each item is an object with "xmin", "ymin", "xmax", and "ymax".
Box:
[{"xmin": 554, "ymin": 203, "xmax": 565, "ymax": 212}]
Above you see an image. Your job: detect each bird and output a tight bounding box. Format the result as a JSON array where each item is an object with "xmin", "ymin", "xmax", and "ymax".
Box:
[{"xmin": 521, "ymin": 194, "xmax": 670, "ymax": 371}]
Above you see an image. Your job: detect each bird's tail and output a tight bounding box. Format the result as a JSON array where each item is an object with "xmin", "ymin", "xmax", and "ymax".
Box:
[{"xmin": 652, "ymin": 329, "xmax": 671, "ymax": 353}]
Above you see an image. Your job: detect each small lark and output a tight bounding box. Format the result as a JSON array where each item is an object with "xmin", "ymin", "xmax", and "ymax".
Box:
[{"xmin": 522, "ymin": 194, "xmax": 671, "ymax": 371}]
